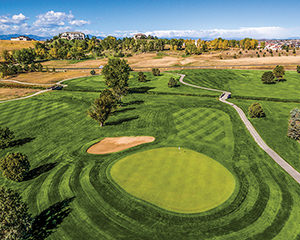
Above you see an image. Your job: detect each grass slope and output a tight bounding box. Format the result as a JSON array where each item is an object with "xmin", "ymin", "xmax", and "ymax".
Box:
[
  {"xmin": 0, "ymin": 70, "xmax": 300, "ymax": 239},
  {"xmin": 110, "ymin": 147, "xmax": 235, "ymax": 213},
  {"xmin": 180, "ymin": 69, "xmax": 300, "ymax": 100}
]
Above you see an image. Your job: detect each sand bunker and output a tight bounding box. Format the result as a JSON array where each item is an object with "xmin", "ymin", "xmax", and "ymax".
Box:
[{"xmin": 87, "ymin": 136, "xmax": 155, "ymax": 154}]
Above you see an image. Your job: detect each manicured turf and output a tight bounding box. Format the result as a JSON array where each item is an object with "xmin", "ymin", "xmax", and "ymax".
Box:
[
  {"xmin": 110, "ymin": 147, "xmax": 235, "ymax": 213},
  {"xmin": 1, "ymin": 69, "xmax": 300, "ymax": 239},
  {"xmin": 180, "ymin": 69, "xmax": 300, "ymax": 100}
]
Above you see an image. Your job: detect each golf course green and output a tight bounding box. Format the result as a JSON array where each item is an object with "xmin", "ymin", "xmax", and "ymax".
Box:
[{"xmin": 110, "ymin": 147, "xmax": 235, "ymax": 213}]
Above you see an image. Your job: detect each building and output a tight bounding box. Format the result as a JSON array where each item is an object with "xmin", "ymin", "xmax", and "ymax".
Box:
[
  {"xmin": 11, "ymin": 36, "xmax": 34, "ymax": 41},
  {"xmin": 60, "ymin": 32, "xmax": 85, "ymax": 40},
  {"xmin": 134, "ymin": 33, "xmax": 147, "ymax": 39}
]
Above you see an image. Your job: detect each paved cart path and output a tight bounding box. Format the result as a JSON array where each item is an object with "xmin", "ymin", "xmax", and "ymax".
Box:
[{"xmin": 179, "ymin": 74, "xmax": 300, "ymax": 184}]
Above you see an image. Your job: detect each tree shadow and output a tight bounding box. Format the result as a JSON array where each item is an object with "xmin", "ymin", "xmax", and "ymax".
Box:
[
  {"xmin": 121, "ymin": 100, "xmax": 144, "ymax": 107},
  {"xmin": 24, "ymin": 162, "xmax": 57, "ymax": 181},
  {"xmin": 112, "ymin": 107, "xmax": 136, "ymax": 115},
  {"xmin": 277, "ymin": 78, "xmax": 287, "ymax": 82},
  {"xmin": 106, "ymin": 116, "xmax": 139, "ymax": 126},
  {"xmin": 9, "ymin": 137, "xmax": 35, "ymax": 148},
  {"xmin": 128, "ymin": 86, "xmax": 155, "ymax": 93},
  {"xmin": 27, "ymin": 197, "xmax": 75, "ymax": 240}
]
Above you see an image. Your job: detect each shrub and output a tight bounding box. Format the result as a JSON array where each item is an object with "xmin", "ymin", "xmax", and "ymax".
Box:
[
  {"xmin": 0, "ymin": 126, "xmax": 14, "ymax": 149},
  {"xmin": 261, "ymin": 71, "xmax": 275, "ymax": 84},
  {"xmin": 52, "ymin": 67, "xmax": 56, "ymax": 72},
  {"xmin": 287, "ymin": 108, "xmax": 300, "ymax": 140},
  {"xmin": 297, "ymin": 65, "xmax": 300, "ymax": 73},
  {"xmin": 273, "ymin": 65, "xmax": 285, "ymax": 81},
  {"xmin": 248, "ymin": 103, "xmax": 266, "ymax": 118},
  {"xmin": 152, "ymin": 68, "xmax": 160, "ymax": 76},
  {"xmin": 138, "ymin": 72, "xmax": 147, "ymax": 82},
  {"xmin": 37, "ymin": 63, "xmax": 43, "ymax": 72},
  {"xmin": 90, "ymin": 70, "xmax": 96, "ymax": 75},
  {"xmin": 0, "ymin": 153, "xmax": 30, "ymax": 182},
  {"xmin": 168, "ymin": 77, "xmax": 178, "ymax": 88}
]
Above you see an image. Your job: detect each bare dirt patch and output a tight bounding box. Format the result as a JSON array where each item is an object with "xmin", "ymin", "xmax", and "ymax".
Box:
[
  {"xmin": 0, "ymin": 88, "xmax": 40, "ymax": 100},
  {"xmin": 87, "ymin": 136, "xmax": 155, "ymax": 154}
]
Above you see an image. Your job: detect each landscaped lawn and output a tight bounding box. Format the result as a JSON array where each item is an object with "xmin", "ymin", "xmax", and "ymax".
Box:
[{"xmin": 0, "ymin": 69, "xmax": 300, "ymax": 239}]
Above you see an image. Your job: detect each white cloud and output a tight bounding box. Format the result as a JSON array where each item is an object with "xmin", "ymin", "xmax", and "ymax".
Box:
[
  {"xmin": 34, "ymin": 10, "xmax": 74, "ymax": 27},
  {"xmin": 0, "ymin": 13, "xmax": 28, "ymax": 25},
  {"xmin": 69, "ymin": 19, "xmax": 90, "ymax": 26}
]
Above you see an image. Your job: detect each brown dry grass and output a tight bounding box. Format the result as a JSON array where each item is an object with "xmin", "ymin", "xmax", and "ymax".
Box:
[
  {"xmin": 87, "ymin": 136, "xmax": 155, "ymax": 154},
  {"xmin": 0, "ymin": 40, "xmax": 37, "ymax": 57},
  {"xmin": 0, "ymin": 87, "xmax": 40, "ymax": 100},
  {"xmin": 7, "ymin": 71, "xmax": 92, "ymax": 84}
]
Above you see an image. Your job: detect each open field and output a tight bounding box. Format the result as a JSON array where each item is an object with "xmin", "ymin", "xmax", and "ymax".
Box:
[
  {"xmin": 42, "ymin": 50, "xmax": 300, "ymax": 70},
  {"xmin": 180, "ymin": 69, "xmax": 300, "ymax": 100},
  {"xmin": 0, "ymin": 87, "xmax": 40, "ymax": 100},
  {"xmin": 0, "ymin": 40, "xmax": 37, "ymax": 56},
  {"xmin": 1, "ymin": 69, "xmax": 300, "ymax": 239},
  {"xmin": 110, "ymin": 147, "xmax": 236, "ymax": 213},
  {"xmin": 7, "ymin": 71, "xmax": 91, "ymax": 84}
]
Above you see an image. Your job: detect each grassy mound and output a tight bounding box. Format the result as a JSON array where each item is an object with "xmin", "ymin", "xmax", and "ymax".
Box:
[{"xmin": 110, "ymin": 147, "xmax": 235, "ymax": 213}]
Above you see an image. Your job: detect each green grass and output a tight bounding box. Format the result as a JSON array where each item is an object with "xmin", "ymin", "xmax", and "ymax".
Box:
[
  {"xmin": 230, "ymin": 99, "xmax": 300, "ymax": 172},
  {"xmin": 110, "ymin": 147, "xmax": 236, "ymax": 213},
  {"xmin": 179, "ymin": 69, "xmax": 300, "ymax": 100},
  {"xmin": 1, "ymin": 69, "xmax": 300, "ymax": 239}
]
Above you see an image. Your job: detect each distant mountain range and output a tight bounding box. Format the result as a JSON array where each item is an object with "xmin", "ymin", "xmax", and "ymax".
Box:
[
  {"xmin": 0, "ymin": 34, "xmax": 52, "ymax": 41},
  {"xmin": 0, "ymin": 34, "xmax": 299, "ymax": 41}
]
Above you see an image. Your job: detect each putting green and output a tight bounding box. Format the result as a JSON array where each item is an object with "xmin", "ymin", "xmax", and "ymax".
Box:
[{"xmin": 110, "ymin": 147, "xmax": 236, "ymax": 213}]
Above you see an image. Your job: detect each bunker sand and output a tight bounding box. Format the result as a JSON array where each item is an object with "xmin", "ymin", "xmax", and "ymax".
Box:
[{"xmin": 87, "ymin": 136, "xmax": 155, "ymax": 154}]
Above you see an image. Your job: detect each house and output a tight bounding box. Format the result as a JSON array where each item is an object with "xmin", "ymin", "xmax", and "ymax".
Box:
[
  {"xmin": 60, "ymin": 32, "xmax": 86, "ymax": 40},
  {"xmin": 11, "ymin": 36, "xmax": 34, "ymax": 41},
  {"xmin": 134, "ymin": 33, "xmax": 147, "ymax": 39}
]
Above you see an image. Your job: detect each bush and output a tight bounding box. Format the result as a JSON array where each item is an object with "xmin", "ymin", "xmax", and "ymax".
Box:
[
  {"xmin": 37, "ymin": 63, "xmax": 43, "ymax": 72},
  {"xmin": 297, "ymin": 65, "xmax": 300, "ymax": 73},
  {"xmin": 273, "ymin": 65, "xmax": 285, "ymax": 81},
  {"xmin": 261, "ymin": 71, "xmax": 275, "ymax": 84},
  {"xmin": 248, "ymin": 103, "xmax": 266, "ymax": 118},
  {"xmin": 152, "ymin": 68, "xmax": 160, "ymax": 76},
  {"xmin": 0, "ymin": 126, "xmax": 14, "ymax": 148},
  {"xmin": 138, "ymin": 72, "xmax": 147, "ymax": 82},
  {"xmin": 90, "ymin": 70, "xmax": 96, "ymax": 75},
  {"xmin": 168, "ymin": 77, "xmax": 178, "ymax": 88},
  {"xmin": 287, "ymin": 108, "xmax": 300, "ymax": 140},
  {"xmin": 52, "ymin": 67, "xmax": 56, "ymax": 73},
  {"xmin": 0, "ymin": 153, "xmax": 30, "ymax": 182}
]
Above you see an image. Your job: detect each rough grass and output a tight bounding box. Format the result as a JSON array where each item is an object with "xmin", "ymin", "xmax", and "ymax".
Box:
[
  {"xmin": 0, "ymin": 40, "xmax": 36, "ymax": 58},
  {"xmin": 110, "ymin": 147, "xmax": 236, "ymax": 213},
  {"xmin": 0, "ymin": 87, "xmax": 40, "ymax": 100},
  {"xmin": 1, "ymin": 69, "xmax": 300, "ymax": 239}
]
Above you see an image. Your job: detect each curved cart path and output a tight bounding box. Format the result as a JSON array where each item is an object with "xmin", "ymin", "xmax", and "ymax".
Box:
[
  {"xmin": 0, "ymin": 75, "xmax": 88, "ymax": 104},
  {"xmin": 179, "ymin": 74, "xmax": 300, "ymax": 184}
]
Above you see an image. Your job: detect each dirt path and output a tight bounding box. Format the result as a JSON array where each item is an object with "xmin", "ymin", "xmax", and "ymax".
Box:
[{"xmin": 179, "ymin": 74, "xmax": 300, "ymax": 184}]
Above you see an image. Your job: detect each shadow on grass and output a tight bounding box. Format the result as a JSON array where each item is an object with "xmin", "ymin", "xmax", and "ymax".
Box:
[
  {"xmin": 106, "ymin": 116, "xmax": 139, "ymax": 126},
  {"xmin": 27, "ymin": 197, "xmax": 75, "ymax": 240},
  {"xmin": 121, "ymin": 100, "xmax": 144, "ymax": 107},
  {"xmin": 128, "ymin": 86, "xmax": 155, "ymax": 93},
  {"xmin": 112, "ymin": 107, "xmax": 136, "ymax": 115},
  {"xmin": 24, "ymin": 162, "xmax": 57, "ymax": 181},
  {"xmin": 1, "ymin": 137, "xmax": 35, "ymax": 149}
]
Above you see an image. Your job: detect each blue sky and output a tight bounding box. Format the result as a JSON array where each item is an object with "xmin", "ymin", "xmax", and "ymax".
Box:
[{"xmin": 1, "ymin": 0, "xmax": 300, "ymax": 38}]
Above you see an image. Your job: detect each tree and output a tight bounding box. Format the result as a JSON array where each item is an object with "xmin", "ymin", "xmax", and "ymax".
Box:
[
  {"xmin": 287, "ymin": 108, "xmax": 300, "ymax": 140},
  {"xmin": 90, "ymin": 70, "xmax": 96, "ymax": 75},
  {"xmin": 0, "ymin": 187, "xmax": 32, "ymax": 240},
  {"xmin": 102, "ymin": 58, "xmax": 131, "ymax": 100},
  {"xmin": 248, "ymin": 103, "xmax": 266, "ymax": 118},
  {"xmin": 273, "ymin": 65, "xmax": 285, "ymax": 81},
  {"xmin": 0, "ymin": 153, "xmax": 30, "ymax": 182},
  {"xmin": 37, "ymin": 63, "xmax": 43, "ymax": 72},
  {"xmin": 88, "ymin": 90, "xmax": 116, "ymax": 127},
  {"xmin": 261, "ymin": 71, "xmax": 275, "ymax": 84},
  {"xmin": 152, "ymin": 68, "xmax": 160, "ymax": 76},
  {"xmin": 138, "ymin": 72, "xmax": 147, "ymax": 82},
  {"xmin": 297, "ymin": 65, "xmax": 300, "ymax": 73},
  {"xmin": 0, "ymin": 127, "xmax": 14, "ymax": 149},
  {"xmin": 168, "ymin": 77, "xmax": 178, "ymax": 88},
  {"xmin": 12, "ymin": 48, "xmax": 36, "ymax": 65}
]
